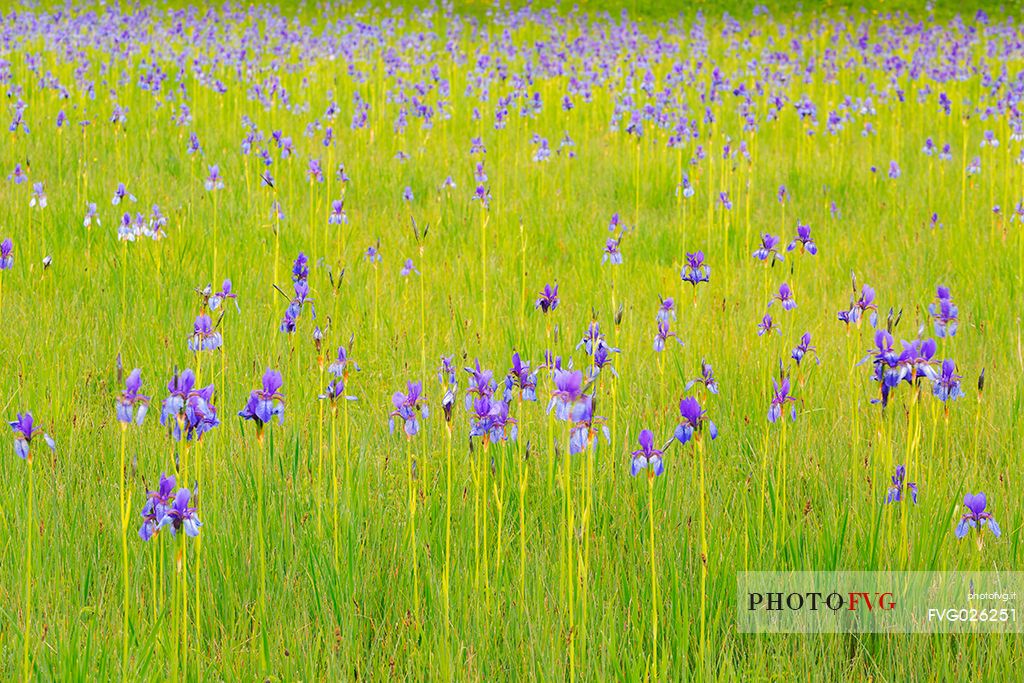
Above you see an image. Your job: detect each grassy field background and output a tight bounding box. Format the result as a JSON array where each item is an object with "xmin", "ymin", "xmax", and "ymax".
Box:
[{"xmin": 0, "ymin": 0, "xmax": 1022, "ymax": 680}]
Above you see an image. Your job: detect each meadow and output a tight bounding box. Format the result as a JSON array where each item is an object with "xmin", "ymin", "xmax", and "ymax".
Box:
[{"xmin": 0, "ymin": 1, "xmax": 1022, "ymax": 680}]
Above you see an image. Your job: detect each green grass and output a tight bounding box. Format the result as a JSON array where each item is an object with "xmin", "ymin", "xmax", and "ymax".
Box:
[{"xmin": 0, "ymin": 1, "xmax": 1022, "ymax": 680}]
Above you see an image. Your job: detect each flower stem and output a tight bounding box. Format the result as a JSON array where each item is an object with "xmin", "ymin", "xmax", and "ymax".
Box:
[{"xmin": 23, "ymin": 456, "xmax": 33, "ymax": 682}]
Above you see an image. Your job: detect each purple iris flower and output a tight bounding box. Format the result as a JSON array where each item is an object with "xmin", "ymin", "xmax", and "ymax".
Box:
[
  {"xmin": 674, "ymin": 397, "xmax": 718, "ymax": 446},
  {"xmin": 753, "ymin": 233, "xmax": 783, "ymax": 262},
  {"xmin": 768, "ymin": 377, "xmax": 798, "ymax": 423},
  {"xmin": 849, "ymin": 285, "xmax": 879, "ymax": 327},
  {"xmin": 929, "ymin": 287, "xmax": 958, "ymax": 338},
  {"xmin": 112, "ymin": 182, "xmax": 136, "ymax": 206},
  {"xmin": 576, "ymin": 321, "xmax": 606, "ymax": 356},
  {"xmin": 681, "ymin": 251, "xmax": 710, "ymax": 286},
  {"xmin": 884, "ymin": 465, "xmax": 917, "ymax": 504},
  {"xmin": 389, "ymin": 381, "xmax": 428, "ymax": 437},
  {"xmin": 83, "ymin": 203, "xmax": 99, "ymax": 229},
  {"xmin": 656, "ymin": 296, "xmax": 675, "ymax": 323},
  {"xmin": 400, "ymin": 258, "xmax": 419, "ymax": 277},
  {"xmin": 182, "ymin": 384, "xmax": 219, "ymax": 441},
  {"xmin": 769, "ymin": 282, "xmax": 797, "ymax": 310},
  {"xmin": 685, "ymin": 360, "xmax": 719, "ymax": 395},
  {"xmin": 208, "ymin": 279, "xmax": 238, "ymax": 312},
  {"xmin": 328, "ymin": 344, "xmax": 360, "ymax": 380},
  {"xmin": 470, "ymin": 395, "xmax": 517, "ymax": 443},
  {"xmin": 786, "ymin": 223, "xmax": 817, "ymax": 255},
  {"xmin": 464, "ymin": 359, "xmax": 497, "ymax": 410},
  {"xmin": 888, "ymin": 161, "xmax": 901, "ymax": 179},
  {"xmin": 239, "ymin": 369, "xmax": 286, "ymax": 431},
  {"xmin": 438, "ymin": 356, "xmax": 458, "ymax": 423},
  {"xmin": 602, "ymin": 236, "xmax": 623, "ymax": 265},
  {"xmin": 159, "ymin": 488, "xmax": 202, "ymax": 538},
  {"xmin": 897, "ymin": 338, "xmax": 939, "ymax": 384},
  {"xmin": 791, "ymin": 332, "xmax": 819, "ymax": 366},
  {"xmin": 630, "ymin": 429, "xmax": 664, "ymax": 477},
  {"xmin": 402, "ymin": 186, "xmax": 414, "ymax": 202},
  {"xmin": 757, "ymin": 313, "xmax": 778, "ymax": 336},
  {"xmin": 329, "ymin": 199, "xmax": 347, "ymax": 225},
  {"xmin": 955, "ymin": 493, "xmax": 1001, "ymax": 539},
  {"xmin": 505, "ymin": 352, "xmax": 538, "ymax": 401},
  {"xmin": 548, "ymin": 369, "xmax": 585, "ymax": 421},
  {"xmin": 535, "ymin": 283, "xmax": 559, "ymax": 313},
  {"xmin": 0, "ymin": 238, "xmax": 12, "ymax": 270},
  {"xmin": 292, "ymin": 252, "xmax": 309, "ymax": 282},
  {"xmin": 8, "ymin": 163, "xmax": 26, "ymax": 184},
  {"xmin": 9, "ymin": 412, "xmax": 55, "ymax": 460},
  {"xmin": 653, "ymin": 320, "xmax": 683, "ymax": 352},
  {"xmin": 160, "ymin": 369, "xmax": 194, "ymax": 426},
  {"xmin": 117, "ymin": 369, "xmax": 150, "ymax": 425},
  {"xmin": 188, "ymin": 314, "xmax": 222, "ymax": 352},
  {"xmin": 365, "ymin": 240, "xmax": 382, "ymax": 264},
  {"xmin": 29, "ymin": 181, "xmax": 46, "ymax": 209},
  {"xmin": 280, "ymin": 279, "xmax": 313, "ymax": 334},
  {"xmin": 568, "ymin": 395, "xmax": 608, "ymax": 454},
  {"xmin": 138, "ymin": 473, "xmax": 176, "ymax": 541},
  {"xmin": 860, "ymin": 330, "xmax": 902, "ymax": 406},
  {"xmin": 320, "ymin": 378, "xmax": 356, "ymax": 404},
  {"xmin": 204, "ymin": 165, "xmax": 224, "ymax": 191},
  {"xmin": 590, "ymin": 343, "xmax": 620, "ymax": 379},
  {"xmin": 933, "ymin": 359, "xmax": 965, "ymax": 402}
]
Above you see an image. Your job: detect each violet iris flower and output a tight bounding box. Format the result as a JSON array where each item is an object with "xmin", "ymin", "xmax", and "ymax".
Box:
[
  {"xmin": 653, "ymin": 320, "xmax": 682, "ymax": 352},
  {"xmin": 768, "ymin": 377, "xmax": 798, "ymax": 422},
  {"xmin": 400, "ymin": 258, "xmax": 419, "ymax": 277},
  {"xmin": 464, "ymin": 359, "xmax": 497, "ymax": 410},
  {"xmin": 204, "ymin": 165, "xmax": 224, "ymax": 191},
  {"xmin": 769, "ymin": 282, "xmax": 797, "ymax": 310},
  {"xmin": 159, "ymin": 488, "xmax": 202, "ymax": 537},
  {"xmin": 602, "ymin": 236, "xmax": 623, "ymax": 265},
  {"xmin": 786, "ymin": 223, "xmax": 817, "ymax": 255},
  {"xmin": 548, "ymin": 369, "xmax": 585, "ymax": 421},
  {"xmin": 674, "ymin": 397, "xmax": 718, "ymax": 445},
  {"xmin": 0, "ymin": 238, "xmax": 12, "ymax": 270},
  {"xmin": 568, "ymin": 395, "xmax": 608, "ymax": 454},
  {"xmin": 753, "ymin": 233, "xmax": 783, "ymax": 262},
  {"xmin": 112, "ymin": 182, "xmax": 136, "ymax": 205},
  {"xmin": 630, "ymin": 429, "xmax": 664, "ymax": 477},
  {"xmin": 328, "ymin": 344, "xmax": 360, "ymax": 380},
  {"xmin": 535, "ymin": 283, "xmax": 559, "ymax": 312},
  {"xmin": 138, "ymin": 473, "xmax": 176, "ymax": 541},
  {"xmin": 685, "ymin": 360, "xmax": 719, "ymax": 395},
  {"xmin": 208, "ymin": 279, "xmax": 238, "ymax": 312},
  {"xmin": 239, "ymin": 369, "xmax": 285, "ymax": 431},
  {"xmin": 757, "ymin": 313, "xmax": 778, "ymax": 336},
  {"xmin": 590, "ymin": 342, "xmax": 620, "ymax": 379},
  {"xmin": 188, "ymin": 314, "xmax": 223, "ymax": 352},
  {"xmin": 117, "ymin": 368, "xmax": 150, "ymax": 425},
  {"xmin": 470, "ymin": 395, "xmax": 517, "ymax": 443},
  {"xmin": 577, "ymin": 321, "xmax": 606, "ymax": 356},
  {"xmin": 933, "ymin": 359, "xmax": 965, "ymax": 402},
  {"xmin": 656, "ymin": 296, "xmax": 675, "ymax": 323},
  {"xmin": 9, "ymin": 412, "xmax": 56, "ymax": 460},
  {"xmin": 681, "ymin": 251, "xmax": 710, "ymax": 286},
  {"xmin": 884, "ymin": 465, "xmax": 917, "ymax": 504},
  {"xmin": 389, "ymin": 381, "xmax": 428, "ymax": 437},
  {"xmin": 791, "ymin": 332, "xmax": 819, "ymax": 366},
  {"xmin": 929, "ymin": 286, "xmax": 958, "ymax": 338},
  {"xmin": 505, "ymin": 352, "xmax": 538, "ymax": 401},
  {"xmin": 329, "ymin": 199, "xmax": 348, "ymax": 225},
  {"xmin": 955, "ymin": 493, "xmax": 1001, "ymax": 539},
  {"xmin": 850, "ymin": 285, "xmax": 878, "ymax": 327},
  {"xmin": 438, "ymin": 355, "xmax": 458, "ymax": 423}
]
